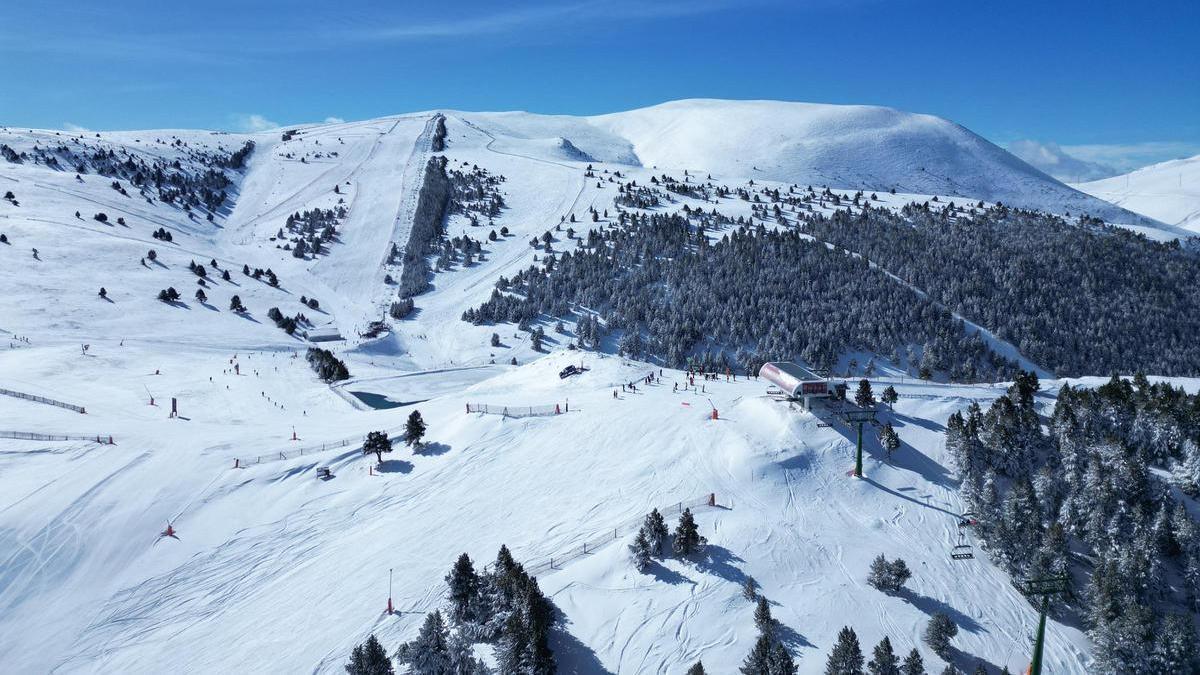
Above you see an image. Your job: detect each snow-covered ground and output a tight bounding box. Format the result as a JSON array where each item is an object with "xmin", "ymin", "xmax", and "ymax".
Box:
[
  {"xmin": 1073, "ymin": 154, "xmax": 1200, "ymax": 234},
  {"xmin": 0, "ymin": 100, "xmax": 1169, "ymax": 673}
]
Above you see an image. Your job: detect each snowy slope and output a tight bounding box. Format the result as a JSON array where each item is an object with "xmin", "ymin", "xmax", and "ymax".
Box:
[
  {"xmin": 586, "ymin": 99, "xmax": 1177, "ymax": 232},
  {"xmin": 1073, "ymin": 154, "xmax": 1200, "ymax": 233},
  {"xmin": 0, "ymin": 103, "xmax": 1169, "ymax": 674}
]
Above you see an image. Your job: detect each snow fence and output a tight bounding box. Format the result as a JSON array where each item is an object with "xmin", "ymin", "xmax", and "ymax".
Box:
[
  {"xmin": 507, "ymin": 494, "xmax": 722, "ymax": 578},
  {"xmin": 1, "ymin": 431, "xmax": 113, "ymax": 443},
  {"xmin": 465, "ymin": 402, "xmax": 564, "ymax": 418},
  {"xmin": 0, "ymin": 387, "xmax": 86, "ymax": 413}
]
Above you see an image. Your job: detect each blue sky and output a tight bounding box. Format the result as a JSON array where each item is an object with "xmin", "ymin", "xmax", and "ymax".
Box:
[{"xmin": 2, "ymin": 0, "xmax": 1197, "ymax": 173}]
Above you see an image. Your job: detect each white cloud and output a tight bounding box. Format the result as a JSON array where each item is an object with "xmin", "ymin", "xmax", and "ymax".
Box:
[
  {"xmin": 323, "ymin": 116, "xmax": 346, "ymax": 124},
  {"xmin": 1059, "ymin": 141, "xmax": 1200, "ymax": 175},
  {"xmin": 62, "ymin": 122, "xmax": 91, "ymax": 133},
  {"xmin": 232, "ymin": 114, "xmax": 281, "ymax": 133},
  {"xmin": 1006, "ymin": 139, "xmax": 1117, "ymax": 182}
]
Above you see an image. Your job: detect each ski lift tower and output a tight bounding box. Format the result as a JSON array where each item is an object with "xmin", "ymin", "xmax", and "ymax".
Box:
[
  {"xmin": 1022, "ymin": 575, "xmax": 1070, "ymax": 675},
  {"xmin": 839, "ymin": 406, "xmax": 878, "ymax": 478}
]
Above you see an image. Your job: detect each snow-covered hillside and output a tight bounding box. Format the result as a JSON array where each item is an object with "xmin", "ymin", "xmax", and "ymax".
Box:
[
  {"xmin": 1073, "ymin": 154, "xmax": 1200, "ymax": 233},
  {"xmin": 1, "ymin": 102, "xmax": 1190, "ymax": 674},
  {"xmin": 585, "ymin": 99, "xmax": 1156, "ymax": 228}
]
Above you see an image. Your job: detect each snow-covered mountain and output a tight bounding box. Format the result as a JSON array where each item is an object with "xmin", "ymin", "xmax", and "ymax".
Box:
[
  {"xmin": 0, "ymin": 101, "xmax": 1193, "ymax": 674},
  {"xmin": 1073, "ymin": 154, "xmax": 1200, "ymax": 233}
]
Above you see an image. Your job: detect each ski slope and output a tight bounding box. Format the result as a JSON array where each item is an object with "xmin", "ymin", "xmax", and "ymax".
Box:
[
  {"xmin": 1073, "ymin": 154, "xmax": 1200, "ymax": 234},
  {"xmin": 0, "ymin": 101, "xmax": 1168, "ymax": 673}
]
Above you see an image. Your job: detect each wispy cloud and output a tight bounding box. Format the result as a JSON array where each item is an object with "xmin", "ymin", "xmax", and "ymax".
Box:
[
  {"xmin": 1059, "ymin": 141, "xmax": 1200, "ymax": 175},
  {"xmin": 1007, "ymin": 140, "xmax": 1117, "ymax": 182},
  {"xmin": 1008, "ymin": 139, "xmax": 1200, "ymax": 180},
  {"xmin": 232, "ymin": 114, "xmax": 281, "ymax": 133},
  {"xmin": 323, "ymin": 116, "xmax": 346, "ymax": 124},
  {"xmin": 62, "ymin": 122, "xmax": 91, "ymax": 134}
]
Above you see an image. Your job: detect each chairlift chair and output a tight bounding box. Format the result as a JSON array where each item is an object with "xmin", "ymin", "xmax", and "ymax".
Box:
[{"xmin": 950, "ymin": 532, "xmax": 974, "ymax": 560}]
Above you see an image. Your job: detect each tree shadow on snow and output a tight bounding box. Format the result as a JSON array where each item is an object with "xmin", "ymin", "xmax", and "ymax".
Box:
[
  {"xmin": 550, "ymin": 608, "xmax": 612, "ymax": 674},
  {"xmin": 415, "ymin": 441, "xmax": 451, "ymax": 457},
  {"xmin": 885, "ymin": 441, "xmax": 955, "ymax": 488},
  {"xmin": 646, "ymin": 560, "xmax": 695, "ymax": 586},
  {"xmin": 948, "ymin": 646, "xmax": 1004, "ymax": 675},
  {"xmin": 773, "ymin": 620, "xmax": 815, "ymax": 652},
  {"xmin": 898, "ymin": 588, "xmax": 984, "ymax": 634},
  {"xmin": 693, "ymin": 545, "xmax": 749, "ymax": 586},
  {"xmin": 889, "ymin": 411, "xmax": 945, "ymax": 433},
  {"xmin": 376, "ymin": 459, "xmax": 413, "ymax": 474}
]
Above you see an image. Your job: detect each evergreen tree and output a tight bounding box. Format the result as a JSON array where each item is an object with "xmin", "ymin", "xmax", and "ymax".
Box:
[
  {"xmin": 406, "ymin": 410, "xmax": 427, "ymax": 447},
  {"xmin": 344, "ymin": 634, "xmax": 393, "ymax": 675},
  {"xmin": 856, "ymin": 379, "xmax": 875, "ymax": 408},
  {"xmin": 672, "ymin": 508, "xmax": 705, "ymax": 556},
  {"xmin": 686, "ymin": 660, "xmax": 707, "ymax": 675},
  {"xmin": 826, "ymin": 626, "xmax": 865, "ymax": 675},
  {"xmin": 868, "ymin": 636, "xmax": 901, "ymax": 675},
  {"xmin": 901, "ymin": 649, "xmax": 925, "ymax": 675},
  {"xmin": 445, "ymin": 553, "xmax": 478, "ymax": 624},
  {"xmin": 363, "ymin": 430, "xmax": 392, "ymax": 463},
  {"xmin": 754, "ymin": 596, "xmax": 774, "ymax": 635},
  {"xmin": 923, "ymin": 613, "xmax": 958, "ymax": 660},
  {"xmin": 770, "ymin": 642, "xmax": 798, "ymax": 675},
  {"xmin": 741, "ymin": 633, "xmax": 774, "ymax": 675},
  {"xmin": 395, "ymin": 611, "xmax": 451, "ymax": 675},
  {"xmin": 881, "ymin": 385, "xmax": 899, "ymax": 409},
  {"xmin": 629, "ymin": 527, "xmax": 652, "ymax": 571},
  {"xmin": 644, "ymin": 509, "xmax": 669, "ymax": 556}
]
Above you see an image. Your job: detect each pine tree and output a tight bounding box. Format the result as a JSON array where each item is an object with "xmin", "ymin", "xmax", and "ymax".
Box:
[
  {"xmin": 741, "ymin": 633, "xmax": 774, "ymax": 674},
  {"xmin": 826, "ymin": 626, "xmax": 865, "ymax": 675},
  {"xmin": 1173, "ymin": 439, "xmax": 1200, "ymax": 496},
  {"xmin": 754, "ymin": 596, "xmax": 774, "ymax": 635},
  {"xmin": 743, "ymin": 576, "xmax": 759, "ymax": 601},
  {"xmin": 629, "ymin": 527, "xmax": 652, "ymax": 571},
  {"xmin": 672, "ymin": 508, "xmax": 705, "ymax": 556},
  {"xmin": 901, "ymin": 649, "xmax": 925, "ymax": 675},
  {"xmin": 363, "ymin": 430, "xmax": 392, "ymax": 463},
  {"xmin": 881, "ymin": 385, "xmax": 898, "ymax": 409},
  {"xmin": 686, "ymin": 660, "xmax": 707, "ymax": 675},
  {"xmin": 344, "ymin": 634, "xmax": 393, "ymax": 675},
  {"xmin": 405, "ymin": 410, "xmax": 427, "ymax": 447},
  {"xmin": 395, "ymin": 611, "xmax": 451, "ymax": 675},
  {"xmin": 770, "ymin": 642, "xmax": 798, "ymax": 675},
  {"xmin": 868, "ymin": 636, "xmax": 901, "ymax": 675},
  {"xmin": 923, "ymin": 613, "xmax": 958, "ymax": 660},
  {"xmin": 445, "ymin": 553, "xmax": 478, "ymax": 624},
  {"xmin": 644, "ymin": 509, "xmax": 669, "ymax": 556},
  {"xmin": 855, "ymin": 379, "xmax": 875, "ymax": 408}
]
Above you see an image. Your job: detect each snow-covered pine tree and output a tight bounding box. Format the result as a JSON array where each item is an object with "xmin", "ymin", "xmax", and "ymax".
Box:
[
  {"xmin": 754, "ymin": 596, "xmax": 774, "ymax": 636},
  {"xmin": 686, "ymin": 660, "xmax": 707, "ymax": 675},
  {"xmin": 825, "ymin": 626, "xmax": 864, "ymax": 675},
  {"xmin": 855, "ymin": 379, "xmax": 875, "ymax": 408},
  {"xmin": 395, "ymin": 611, "xmax": 451, "ymax": 675},
  {"xmin": 672, "ymin": 508, "xmax": 705, "ymax": 556},
  {"xmin": 445, "ymin": 553, "xmax": 479, "ymax": 624},
  {"xmin": 629, "ymin": 528, "xmax": 652, "ymax": 572},
  {"xmin": 405, "ymin": 410, "xmax": 426, "ymax": 448},
  {"xmin": 923, "ymin": 613, "xmax": 957, "ymax": 660},
  {"xmin": 644, "ymin": 509, "xmax": 669, "ymax": 556},
  {"xmin": 901, "ymin": 649, "xmax": 925, "ymax": 675},
  {"xmin": 740, "ymin": 633, "xmax": 774, "ymax": 675},
  {"xmin": 867, "ymin": 636, "xmax": 900, "ymax": 675},
  {"xmin": 363, "ymin": 430, "xmax": 392, "ymax": 463},
  {"xmin": 344, "ymin": 634, "xmax": 393, "ymax": 675}
]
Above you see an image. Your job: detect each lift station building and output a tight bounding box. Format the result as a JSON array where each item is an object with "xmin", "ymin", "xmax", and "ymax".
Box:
[{"xmin": 759, "ymin": 362, "xmax": 830, "ymax": 409}]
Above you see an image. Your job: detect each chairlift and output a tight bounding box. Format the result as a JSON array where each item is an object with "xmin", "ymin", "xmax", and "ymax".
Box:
[
  {"xmin": 950, "ymin": 532, "xmax": 974, "ymax": 560},
  {"xmin": 957, "ymin": 511, "xmax": 977, "ymax": 528}
]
